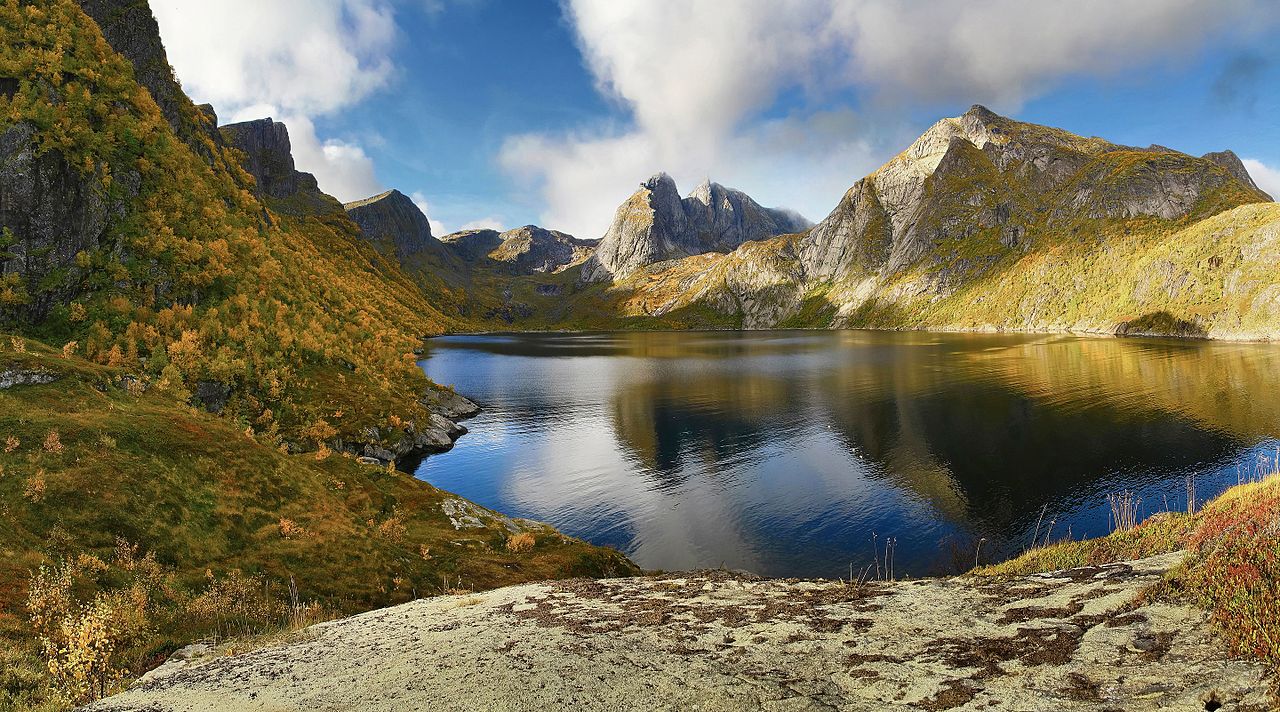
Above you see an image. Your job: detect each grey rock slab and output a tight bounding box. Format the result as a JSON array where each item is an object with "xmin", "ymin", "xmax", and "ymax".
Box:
[{"xmin": 86, "ymin": 552, "xmax": 1272, "ymax": 711}]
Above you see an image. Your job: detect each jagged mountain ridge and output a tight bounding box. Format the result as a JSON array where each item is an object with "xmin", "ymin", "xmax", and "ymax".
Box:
[
  {"xmin": 441, "ymin": 225, "xmax": 595, "ymax": 275},
  {"xmin": 567, "ymin": 106, "xmax": 1277, "ymax": 337},
  {"xmin": 798, "ymin": 104, "xmax": 1270, "ymax": 281},
  {"xmin": 581, "ymin": 173, "xmax": 810, "ymax": 281}
]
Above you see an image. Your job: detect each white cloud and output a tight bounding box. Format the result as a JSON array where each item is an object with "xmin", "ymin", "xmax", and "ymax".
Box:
[
  {"xmin": 410, "ymin": 191, "xmax": 448, "ymax": 236},
  {"xmin": 459, "ymin": 217, "xmax": 506, "ymax": 232},
  {"xmin": 1242, "ymin": 159, "xmax": 1280, "ymax": 201},
  {"xmin": 503, "ymin": 0, "xmax": 1276, "ymax": 238},
  {"xmin": 152, "ymin": 0, "xmax": 397, "ymax": 200}
]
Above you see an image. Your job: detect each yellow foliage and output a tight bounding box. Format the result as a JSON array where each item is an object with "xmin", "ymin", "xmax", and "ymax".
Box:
[
  {"xmin": 42, "ymin": 430, "xmax": 64, "ymax": 454},
  {"xmin": 506, "ymin": 532, "xmax": 536, "ymax": 554}
]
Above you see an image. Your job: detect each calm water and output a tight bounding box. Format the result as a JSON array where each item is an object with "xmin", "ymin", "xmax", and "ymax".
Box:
[{"xmin": 414, "ymin": 331, "xmax": 1280, "ymax": 578}]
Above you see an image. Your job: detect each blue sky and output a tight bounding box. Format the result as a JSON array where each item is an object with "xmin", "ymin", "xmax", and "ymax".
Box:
[{"xmin": 151, "ymin": 0, "xmax": 1279, "ymax": 239}]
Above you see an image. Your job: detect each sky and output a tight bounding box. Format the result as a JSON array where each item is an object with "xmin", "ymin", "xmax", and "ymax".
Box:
[{"xmin": 150, "ymin": 0, "xmax": 1280, "ymax": 239}]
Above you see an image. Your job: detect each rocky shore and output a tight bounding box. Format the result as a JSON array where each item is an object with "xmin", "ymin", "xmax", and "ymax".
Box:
[
  {"xmin": 87, "ymin": 551, "xmax": 1271, "ymax": 711},
  {"xmin": 342, "ymin": 386, "xmax": 482, "ymax": 467}
]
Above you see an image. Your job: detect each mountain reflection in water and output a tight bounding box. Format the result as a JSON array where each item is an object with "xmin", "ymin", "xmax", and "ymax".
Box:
[{"xmin": 416, "ymin": 331, "xmax": 1280, "ymax": 577}]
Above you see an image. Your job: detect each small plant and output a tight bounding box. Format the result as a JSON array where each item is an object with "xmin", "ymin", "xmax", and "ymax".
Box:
[
  {"xmin": 278, "ymin": 518, "xmax": 306, "ymax": 539},
  {"xmin": 5, "ymin": 434, "xmax": 19, "ymax": 453},
  {"xmin": 10, "ymin": 336, "xmax": 25, "ymax": 352},
  {"xmin": 314, "ymin": 442, "xmax": 332, "ymax": 461},
  {"xmin": 506, "ymin": 532, "xmax": 536, "ymax": 553},
  {"xmin": 61, "ymin": 341, "xmax": 78, "ymax": 359},
  {"xmin": 377, "ymin": 514, "xmax": 407, "ymax": 544},
  {"xmin": 1107, "ymin": 490, "xmax": 1141, "ymax": 532},
  {"xmin": 43, "ymin": 430, "xmax": 65, "ymax": 454},
  {"xmin": 23, "ymin": 471, "xmax": 46, "ymax": 502}
]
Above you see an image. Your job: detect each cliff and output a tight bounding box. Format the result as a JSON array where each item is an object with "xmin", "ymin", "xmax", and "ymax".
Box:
[
  {"xmin": 219, "ymin": 118, "xmax": 344, "ymax": 215},
  {"xmin": 581, "ymin": 173, "xmax": 810, "ymax": 281}
]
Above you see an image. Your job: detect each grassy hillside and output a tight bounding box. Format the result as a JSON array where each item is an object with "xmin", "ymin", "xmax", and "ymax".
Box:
[
  {"xmin": 0, "ymin": 0, "xmax": 467, "ymax": 449},
  {"xmin": 0, "ymin": 4, "xmax": 636, "ymax": 709},
  {"xmin": 0, "ymin": 339, "xmax": 636, "ymax": 709}
]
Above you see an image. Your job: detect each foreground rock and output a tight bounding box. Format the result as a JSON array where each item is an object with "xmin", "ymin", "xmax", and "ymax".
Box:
[{"xmin": 88, "ymin": 552, "xmax": 1270, "ymax": 711}]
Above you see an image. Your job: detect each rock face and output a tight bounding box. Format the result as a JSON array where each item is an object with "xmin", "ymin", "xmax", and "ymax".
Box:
[
  {"xmin": 582, "ymin": 173, "xmax": 810, "ymax": 281},
  {"xmin": 343, "ymin": 189, "xmax": 456, "ymax": 265},
  {"xmin": 87, "ymin": 552, "xmax": 1272, "ymax": 711},
  {"xmin": 342, "ymin": 386, "xmax": 481, "ymax": 465},
  {"xmin": 0, "ymin": 122, "xmax": 134, "ymax": 323},
  {"xmin": 442, "ymin": 225, "xmax": 595, "ymax": 275},
  {"xmin": 1203, "ymin": 150, "xmax": 1271, "ymax": 198},
  {"xmin": 218, "ymin": 119, "xmax": 341, "ymax": 215}
]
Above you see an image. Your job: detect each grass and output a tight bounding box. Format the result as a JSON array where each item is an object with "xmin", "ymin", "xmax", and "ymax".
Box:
[
  {"xmin": 976, "ymin": 471, "xmax": 1280, "ymax": 673},
  {"xmin": 0, "ymin": 338, "xmax": 638, "ymax": 709}
]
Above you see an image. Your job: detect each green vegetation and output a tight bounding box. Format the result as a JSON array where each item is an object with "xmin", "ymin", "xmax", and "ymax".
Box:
[{"xmin": 0, "ymin": 0, "xmax": 466, "ymax": 449}]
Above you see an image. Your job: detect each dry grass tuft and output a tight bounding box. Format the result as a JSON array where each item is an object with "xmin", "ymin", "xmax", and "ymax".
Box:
[{"xmin": 506, "ymin": 532, "xmax": 536, "ymax": 554}]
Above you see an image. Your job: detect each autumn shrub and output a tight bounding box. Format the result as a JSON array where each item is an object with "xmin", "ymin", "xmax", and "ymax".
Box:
[
  {"xmin": 977, "ymin": 471, "xmax": 1280, "ymax": 673},
  {"xmin": 26, "ymin": 552, "xmax": 154, "ymax": 705},
  {"xmin": 1171, "ymin": 474, "xmax": 1280, "ymax": 669},
  {"xmin": 377, "ymin": 513, "xmax": 407, "ymax": 544},
  {"xmin": 278, "ymin": 518, "xmax": 306, "ymax": 539},
  {"xmin": 506, "ymin": 532, "xmax": 536, "ymax": 554}
]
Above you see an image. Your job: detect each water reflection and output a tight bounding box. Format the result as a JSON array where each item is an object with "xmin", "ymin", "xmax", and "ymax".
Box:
[{"xmin": 417, "ymin": 331, "xmax": 1280, "ymax": 577}]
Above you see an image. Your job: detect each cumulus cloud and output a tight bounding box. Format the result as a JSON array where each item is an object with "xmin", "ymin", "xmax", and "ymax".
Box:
[
  {"xmin": 503, "ymin": 0, "xmax": 1275, "ymax": 238},
  {"xmin": 151, "ymin": 0, "xmax": 396, "ymax": 201},
  {"xmin": 410, "ymin": 191, "xmax": 448, "ymax": 236},
  {"xmin": 459, "ymin": 217, "xmax": 506, "ymax": 232},
  {"xmin": 1242, "ymin": 159, "xmax": 1280, "ymax": 201}
]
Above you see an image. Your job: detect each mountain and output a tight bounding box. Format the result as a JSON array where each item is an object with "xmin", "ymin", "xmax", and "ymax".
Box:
[
  {"xmin": 581, "ymin": 173, "xmax": 810, "ymax": 281},
  {"xmin": 1, "ymin": 4, "xmax": 635, "ymax": 706},
  {"xmin": 441, "ymin": 225, "xmax": 595, "ymax": 275},
  {"xmin": 589, "ymin": 106, "xmax": 1277, "ymax": 337},
  {"xmin": 344, "ymin": 189, "xmax": 461, "ymax": 268},
  {"xmin": 797, "ymin": 104, "xmax": 1269, "ymax": 280},
  {"xmin": 220, "ymin": 117, "xmax": 344, "ymax": 216}
]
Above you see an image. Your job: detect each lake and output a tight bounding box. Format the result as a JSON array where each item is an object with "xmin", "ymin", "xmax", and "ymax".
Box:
[{"xmin": 415, "ymin": 330, "xmax": 1280, "ymax": 578}]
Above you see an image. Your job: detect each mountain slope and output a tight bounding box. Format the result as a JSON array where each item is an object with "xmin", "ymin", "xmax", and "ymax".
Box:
[
  {"xmin": 0, "ymin": 0, "xmax": 478, "ymax": 450},
  {"xmin": 588, "ymin": 106, "xmax": 1276, "ymax": 338},
  {"xmin": 582, "ymin": 173, "xmax": 810, "ymax": 281}
]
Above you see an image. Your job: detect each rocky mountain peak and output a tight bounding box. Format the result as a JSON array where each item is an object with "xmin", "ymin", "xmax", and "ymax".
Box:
[
  {"xmin": 344, "ymin": 189, "xmax": 450, "ymax": 263},
  {"xmin": 582, "ymin": 174, "xmax": 809, "ymax": 282},
  {"xmin": 219, "ymin": 118, "xmax": 341, "ymax": 215},
  {"xmin": 1202, "ymin": 150, "xmax": 1270, "ymax": 198},
  {"xmin": 799, "ymin": 106, "xmax": 1273, "ymax": 282}
]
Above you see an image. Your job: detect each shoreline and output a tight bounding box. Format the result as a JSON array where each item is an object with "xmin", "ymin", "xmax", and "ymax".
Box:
[{"xmin": 422, "ymin": 322, "xmax": 1280, "ymax": 344}]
